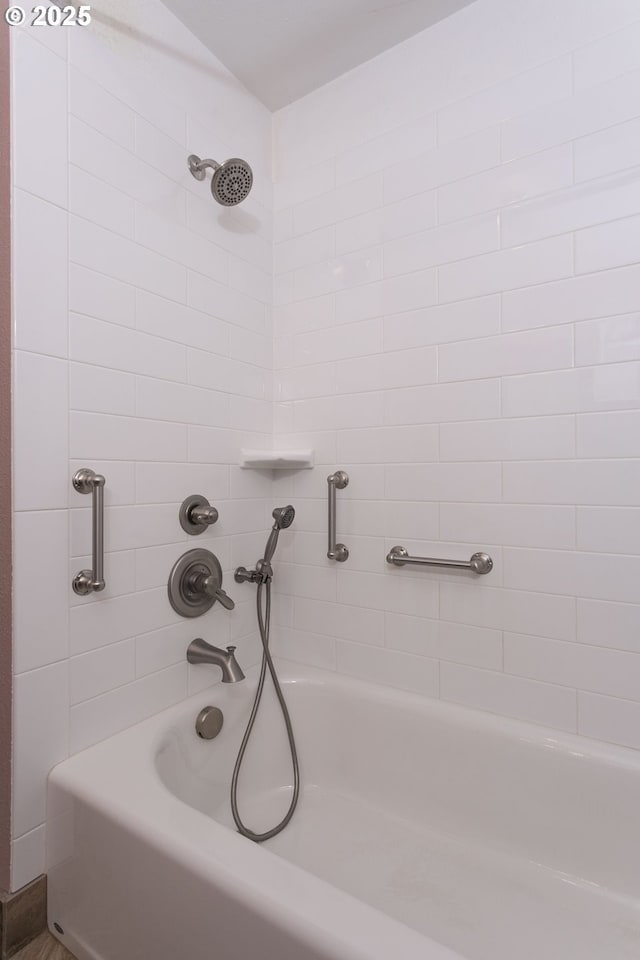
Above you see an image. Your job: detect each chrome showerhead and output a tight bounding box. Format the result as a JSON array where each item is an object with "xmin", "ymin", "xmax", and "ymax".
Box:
[
  {"xmin": 212, "ymin": 158, "xmax": 253, "ymax": 206},
  {"xmin": 272, "ymin": 505, "xmax": 295, "ymax": 530},
  {"xmin": 188, "ymin": 153, "xmax": 253, "ymax": 206}
]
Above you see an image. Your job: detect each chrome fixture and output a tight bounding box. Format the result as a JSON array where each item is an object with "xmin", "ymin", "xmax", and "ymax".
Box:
[
  {"xmin": 386, "ymin": 545, "xmax": 494, "ymax": 575},
  {"xmin": 187, "ymin": 153, "xmax": 253, "ymax": 206},
  {"xmin": 235, "ymin": 505, "xmax": 295, "ymax": 585},
  {"xmin": 72, "ymin": 468, "xmax": 106, "ymax": 595},
  {"xmin": 327, "ymin": 471, "xmax": 349, "ymax": 562},
  {"xmin": 195, "ymin": 705, "xmax": 225, "ymax": 740},
  {"xmin": 232, "ymin": 507, "xmax": 299, "ymax": 842},
  {"xmin": 168, "ymin": 548, "xmax": 235, "ymax": 618},
  {"xmin": 187, "ymin": 639, "xmax": 244, "ymax": 683},
  {"xmin": 179, "ymin": 494, "xmax": 219, "ymax": 535}
]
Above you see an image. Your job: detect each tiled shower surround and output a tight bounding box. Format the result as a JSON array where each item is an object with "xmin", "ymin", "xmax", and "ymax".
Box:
[
  {"xmin": 9, "ymin": 0, "xmax": 640, "ymax": 891},
  {"xmin": 10, "ymin": 0, "xmax": 273, "ymax": 889},
  {"xmin": 271, "ymin": 0, "xmax": 640, "ymax": 752}
]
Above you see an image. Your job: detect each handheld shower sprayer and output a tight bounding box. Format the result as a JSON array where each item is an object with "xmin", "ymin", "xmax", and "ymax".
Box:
[
  {"xmin": 262, "ymin": 505, "xmax": 296, "ymax": 566},
  {"xmin": 235, "ymin": 505, "xmax": 295, "ymax": 584},
  {"xmin": 231, "ymin": 505, "xmax": 300, "ymax": 843}
]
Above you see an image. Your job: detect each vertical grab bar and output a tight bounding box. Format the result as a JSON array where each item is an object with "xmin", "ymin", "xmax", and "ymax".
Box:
[
  {"xmin": 327, "ymin": 471, "xmax": 349, "ymax": 562},
  {"xmin": 72, "ymin": 468, "xmax": 106, "ymax": 595}
]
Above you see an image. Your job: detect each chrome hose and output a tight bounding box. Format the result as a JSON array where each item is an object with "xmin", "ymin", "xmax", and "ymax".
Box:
[{"xmin": 230, "ymin": 579, "xmax": 300, "ymax": 841}]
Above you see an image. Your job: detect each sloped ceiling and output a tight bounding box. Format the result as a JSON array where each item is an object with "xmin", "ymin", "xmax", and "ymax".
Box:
[{"xmin": 163, "ymin": 0, "xmax": 478, "ymax": 110}]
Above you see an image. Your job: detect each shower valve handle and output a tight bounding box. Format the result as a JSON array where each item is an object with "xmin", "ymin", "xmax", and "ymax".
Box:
[
  {"xmin": 168, "ymin": 549, "xmax": 235, "ymax": 618},
  {"xmin": 179, "ymin": 495, "xmax": 219, "ymax": 535},
  {"xmin": 197, "ymin": 575, "xmax": 235, "ymax": 610}
]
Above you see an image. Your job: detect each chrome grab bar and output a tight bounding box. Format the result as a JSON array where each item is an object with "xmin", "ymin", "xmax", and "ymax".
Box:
[
  {"xmin": 386, "ymin": 545, "xmax": 493, "ymax": 575},
  {"xmin": 327, "ymin": 470, "xmax": 349, "ymax": 562},
  {"xmin": 72, "ymin": 468, "xmax": 106, "ymax": 595}
]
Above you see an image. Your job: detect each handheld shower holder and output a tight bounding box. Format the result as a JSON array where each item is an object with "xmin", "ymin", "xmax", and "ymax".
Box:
[
  {"xmin": 234, "ymin": 562, "xmax": 271, "ymax": 584},
  {"xmin": 234, "ymin": 565, "xmax": 260, "ymax": 584}
]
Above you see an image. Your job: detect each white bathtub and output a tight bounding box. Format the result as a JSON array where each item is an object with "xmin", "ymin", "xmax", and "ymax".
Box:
[{"xmin": 47, "ymin": 661, "xmax": 640, "ymax": 960}]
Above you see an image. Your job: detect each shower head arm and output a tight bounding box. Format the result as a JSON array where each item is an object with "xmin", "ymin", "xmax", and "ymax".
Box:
[{"xmin": 188, "ymin": 154, "xmax": 221, "ymax": 181}]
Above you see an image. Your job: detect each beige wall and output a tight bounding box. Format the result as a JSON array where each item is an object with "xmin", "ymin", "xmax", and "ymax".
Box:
[{"xmin": 0, "ymin": 18, "xmax": 13, "ymax": 893}]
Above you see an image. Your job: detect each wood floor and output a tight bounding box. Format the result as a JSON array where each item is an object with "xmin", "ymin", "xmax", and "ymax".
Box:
[{"xmin": 11, "ymin": 931, "xmax": 76, "ymax": 960}]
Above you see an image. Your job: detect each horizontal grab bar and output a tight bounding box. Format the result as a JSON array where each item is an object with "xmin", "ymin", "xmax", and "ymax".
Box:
[{"xmin": 386, "ymin": 545, "xmax": 493, "ymax": 575}]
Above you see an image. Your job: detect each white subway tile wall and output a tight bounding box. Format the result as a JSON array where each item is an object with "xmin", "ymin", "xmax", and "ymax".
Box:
[
  {"xmin": 10, "ymin": 0, "xmax": 640, "ymax": 890},
  {"xmin": 10, "ymin": 1, "xmax": 272, "ymax": 888},
  {"xmin": 271, "ymin": 0, "xmax": 640, "ymax": 764}
]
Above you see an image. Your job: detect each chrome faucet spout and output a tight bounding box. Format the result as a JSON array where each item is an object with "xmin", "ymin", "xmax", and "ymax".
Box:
[{"xmin": 186, "ymin": 638, "xmax": 245, "ymax": 682}]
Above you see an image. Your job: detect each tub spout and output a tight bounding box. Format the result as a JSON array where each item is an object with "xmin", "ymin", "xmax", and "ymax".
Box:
[{"xmin": 186, "ymin": 638, "xmax": 245, "ymax": 683}]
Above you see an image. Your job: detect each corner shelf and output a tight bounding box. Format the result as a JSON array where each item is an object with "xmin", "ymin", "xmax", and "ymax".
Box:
[{"xmin": 239, "ymin": 449, "xmax": 314, "ymax": 470}]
